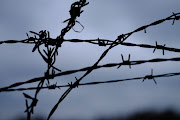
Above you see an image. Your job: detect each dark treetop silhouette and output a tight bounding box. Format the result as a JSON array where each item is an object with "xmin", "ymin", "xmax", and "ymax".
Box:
[{"xmin": 0, "ymin": 0, "xmax": 180, "ymax": 120}]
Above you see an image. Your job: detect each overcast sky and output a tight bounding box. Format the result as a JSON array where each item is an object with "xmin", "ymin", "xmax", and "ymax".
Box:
[{"xmin": 0, "ymin": 0, "xmax": 180, "ymax": 120}]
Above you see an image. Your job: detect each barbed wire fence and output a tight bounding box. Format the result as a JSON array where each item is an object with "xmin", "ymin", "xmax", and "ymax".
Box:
[{"xmin": 0, "ymin": 0, "xmax": 180, "ymax": 120}]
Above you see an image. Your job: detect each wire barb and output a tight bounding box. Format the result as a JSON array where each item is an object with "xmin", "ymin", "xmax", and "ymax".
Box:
[
  {"xmin": 153, "ymin": 41, "xmax": 166, "ymax": 55},
  {"xmin": 46, "ymin": 82, "xmax": 61, "ymax": 90},
  {"xmin": 98, "ymin": 38, "xmax": 107, "ymax": 46},
  {"xmin": 68, "ymin": 77, "xmax": 80, "ymax": 88},
  {"xmin": 142, "ymin": 69, "xmax": 157, "ymax": 84},
  {"xmin": 172, "ymin": 12, "xmax": 180, "ymax": 25},
  {"xmin": 117, "ymin": 54, "xmax": 131, "ymax": 69}
]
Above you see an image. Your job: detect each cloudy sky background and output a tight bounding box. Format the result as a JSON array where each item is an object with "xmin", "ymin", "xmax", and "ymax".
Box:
[{"xmin": 0, "ymin": 0, "xmax": 180, "ymax": 119}]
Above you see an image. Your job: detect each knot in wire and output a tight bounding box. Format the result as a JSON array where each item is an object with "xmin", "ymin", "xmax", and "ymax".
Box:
[
  {"xmin": 69, "ymin": 0, "xmax": 88, "ymax": 19},
  {"xmin": 117, "ymin": 34, "xmax": 125, "ymax": 43}
]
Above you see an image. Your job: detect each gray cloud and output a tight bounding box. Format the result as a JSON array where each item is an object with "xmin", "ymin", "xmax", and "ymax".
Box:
[{"xmin": 0, "ymin": 0, "xmax": 180, "ymax": 120}]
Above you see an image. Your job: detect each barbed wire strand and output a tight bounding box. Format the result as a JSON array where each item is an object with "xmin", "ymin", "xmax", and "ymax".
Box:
[
  {"xmin": 0, "ymin": 2, "xmax": 180, "ymax": 119},
  {"xmin": 47, "ymin": 12, "xmax": 180, "ymax": 119},
  {"xmin": 1, "ymin": 39, "xmax": 180, "ymax": 54},
  {"xmin": 2, "ymin": 72, "xmax": 180, "ymax": 92},
  {"xmin": 25, "ymin": 1, "xmax": 90, "ymax": 119},
  {"xmin": 0, "ymin": 56, "xmax": 180, "ymax": 93},
  {"xmin": 1, "ymin": 12, "xmax": 180, "ymax": 46}
]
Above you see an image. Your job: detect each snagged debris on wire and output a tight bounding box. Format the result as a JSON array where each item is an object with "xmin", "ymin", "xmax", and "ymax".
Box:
[{"xmin": 72, "ymin": 20, "xmax": 84, "ymax": 33}]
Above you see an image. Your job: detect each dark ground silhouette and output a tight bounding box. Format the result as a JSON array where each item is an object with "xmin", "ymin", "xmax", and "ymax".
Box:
[
  {"xmin": 14, "ymin": 109, "xmax": 180, "ymax": 120},
  {"xmin": 97, "ymin": 110, "xmax": 180, "ymax": 120}
]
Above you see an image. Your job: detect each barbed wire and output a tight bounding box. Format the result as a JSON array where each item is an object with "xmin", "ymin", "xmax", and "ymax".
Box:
[
  {"xmin": 1, "ymin": 56, "xmax": 180, "ymax": 93},
  {"xmin": 0, "ymin": 0, "xmax": 180, "ymax": 119},
  {"xmin": 1, "ymin": 38, "xmax": 180, "ymax": 55},
  {"xmin": 47, "ymin": 11, "xmax": 180, "ymax": 120},
  {"xmin": 2, "ymin": 71, "xmax": 180, "ymax": 92}
]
